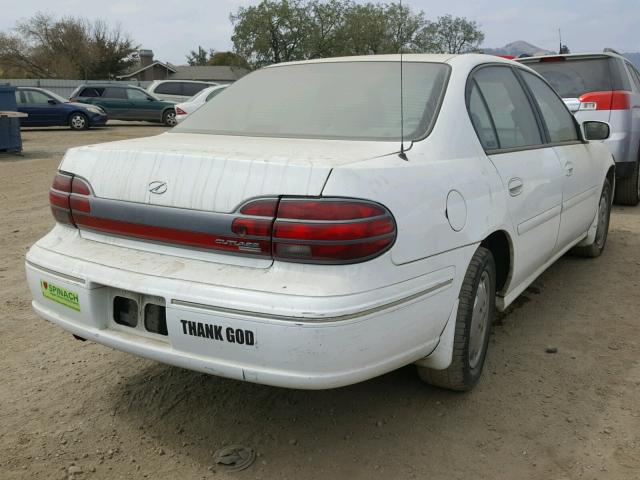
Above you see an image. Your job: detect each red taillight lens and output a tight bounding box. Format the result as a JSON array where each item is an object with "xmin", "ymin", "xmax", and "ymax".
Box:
[
  {"xmin": 175, "ymin": 107, "xmax": 187, "ymax": 115},
  {"xmin": 272, "ymin": 199, "xmax": 396, "ymax": 264},
  {"xmin": 579, "ymin": 91, "xmax": 631, "ymax": 111},
  {"xmin": 49, "ymin": 173, "xmax": 92, "ymax": 226}
]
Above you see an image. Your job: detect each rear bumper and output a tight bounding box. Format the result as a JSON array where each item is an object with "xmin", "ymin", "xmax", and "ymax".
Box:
[{"xmin": 25, "ymin": 240, "xmax": 464, "ymax": 389}]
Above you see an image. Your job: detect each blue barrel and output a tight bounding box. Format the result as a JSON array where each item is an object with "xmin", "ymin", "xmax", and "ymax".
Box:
[{"xmin": 0, "ymin": 84, "xmax": 22, "ymax": 153}]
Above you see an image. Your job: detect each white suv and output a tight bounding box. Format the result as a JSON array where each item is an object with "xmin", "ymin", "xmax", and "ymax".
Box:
[
  {"xmin": 26, "ymin": 55, "xmax": 614, "ymax": 391},
  {"xmin": 520, "ymin": 51, "xmax": 640, "ymax": 205},
  {"xmin": 147, "ymin": 80, "xmax": 218, "ymax": 103}
]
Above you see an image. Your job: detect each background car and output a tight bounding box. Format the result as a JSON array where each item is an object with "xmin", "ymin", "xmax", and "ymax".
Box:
[
  {"xmin": 519, "ymin": 50, "xmax": 640, "ymax": 205},
  {"xmin": 70, "ymin": 84, "xmax": 177, "ymax": 126},
  {"xmin": 147, "ymin": 80, "xmax": 218, "ymax": 102},
  {"xmin": 175, "ymin": 84, "xmax": 228, "ymax": 123},
  {"xmin": 15, "ymin": 87, "xmax": 107, "ymax": 130}
]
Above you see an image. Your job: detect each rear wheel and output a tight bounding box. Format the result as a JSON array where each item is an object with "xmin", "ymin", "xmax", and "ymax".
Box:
[
  {"xmin": 69, "ymin": 112, "xmax": 89, "ymax": 130},
  {"xmin": 572, "ymin": 178, "xmax": 612, "ymax": 258},
  {"xmin": 163, "ymin": 109, "xmax": 177, "ymax": 127},
  {"xmin": 614, "ymin": 159, "xmax": 639, "ymax": 206},
  {"xmin": 418, "ymin": 247, "xmax": 496, "ymax": 391}
]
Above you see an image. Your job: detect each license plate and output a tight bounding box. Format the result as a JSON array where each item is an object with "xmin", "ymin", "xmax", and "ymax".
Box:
[{"xmin": 40, "ymin": 280, "xmax": 80, "ymax": 312}]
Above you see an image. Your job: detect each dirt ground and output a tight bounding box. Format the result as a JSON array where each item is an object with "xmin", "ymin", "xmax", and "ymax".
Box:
[{"xmin": 1, "ymin": 123, "xmax": 639, "ymax": 480}]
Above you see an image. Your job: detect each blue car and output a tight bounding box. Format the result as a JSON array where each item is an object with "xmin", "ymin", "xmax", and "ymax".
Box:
[{"xmin": 15, "ymin": 87, "xmax": 107, "ymax": 130}]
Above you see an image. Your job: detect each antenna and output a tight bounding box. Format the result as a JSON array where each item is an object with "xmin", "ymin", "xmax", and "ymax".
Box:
[
  {"xmin": 558, "ymin": 28, "xmax": 562, "ymax": 54},
  {"xmin": 399, "ymin": 0, "xmax": 408, "ymax": 161}
]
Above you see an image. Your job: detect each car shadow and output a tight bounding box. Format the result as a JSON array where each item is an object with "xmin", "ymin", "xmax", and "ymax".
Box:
[{"xmin": 107, "ymin": 360, "xmax": 467, "ymax": 472}]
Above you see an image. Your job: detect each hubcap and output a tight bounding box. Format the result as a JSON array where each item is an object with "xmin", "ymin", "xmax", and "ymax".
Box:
[
  {"xmin": 595, "ymin": 189, "xmax": 609, "ymax": 248},
  {"xmin": 468, "ymin": 271, "xmax": 490, "ymax": 369},
  {"xmin": 166, "ymin": 112, "xmax": 176, "ymax": 126},
  {"xmin": 72, "ymin": 115, "xmax": 85, "ymax": 129}
]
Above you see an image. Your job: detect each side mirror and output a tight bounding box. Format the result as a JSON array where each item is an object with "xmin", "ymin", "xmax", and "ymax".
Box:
[
  {"xmin": 47, "ymin": 99, "xmax": 57, "ymax": 105},
  {"xmin": 583, "ymin": 121, "xmax": 610, "ymax": 141},
  {"xmin": 147, "ymin": 97, "xmax": 155, "ymax": 101}
]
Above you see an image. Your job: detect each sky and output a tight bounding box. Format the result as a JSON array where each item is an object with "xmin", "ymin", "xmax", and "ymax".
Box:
[{"xmin": 1, "ymin": 0, "xmax": 639, "ymax": 64}]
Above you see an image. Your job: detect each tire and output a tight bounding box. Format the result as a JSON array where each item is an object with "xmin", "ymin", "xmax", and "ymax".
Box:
[
  {"xmin": 613, "ymin": 159, "xmax": 639, "ymax": 206},
  {"xmin": 163, "ymin": 109, "xmax": 177, "ymax": 127},
  {"xmin": 572, "ymin": 178, "xmax": 612, "ymax": 258},
  {"xmin": 69, "ymin": 112, "xmax": 89, "ymax": 130},
  {"xmin": 418, "ymin": 247, "xmax": 496, "ymax": 391}
]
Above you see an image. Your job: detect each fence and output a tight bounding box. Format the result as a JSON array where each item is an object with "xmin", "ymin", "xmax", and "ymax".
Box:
[{"xmin": 1, "ymin": 79, "xmax": 153, "ymax": 98}]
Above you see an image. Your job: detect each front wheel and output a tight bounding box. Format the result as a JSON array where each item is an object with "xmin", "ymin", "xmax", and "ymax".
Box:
[
  {"xmin": 69, "ymin": 112, "xmax": 89, "ymax": 130},
  {"xmin": 418, "ymin": 247, "xmax": 496, "ymax": 391},
  {"xmin": 163, "ymin": 109, "xmax": 177, "ymax": 127},
  {"xmin": 572, "ymin": 178, "xmax": 612, "ymax": 258}
]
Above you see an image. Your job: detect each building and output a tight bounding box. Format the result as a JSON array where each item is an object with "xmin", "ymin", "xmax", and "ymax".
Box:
[{"xmin": 117, "ymin": 50, "xmax": 249, "ymax": 83}]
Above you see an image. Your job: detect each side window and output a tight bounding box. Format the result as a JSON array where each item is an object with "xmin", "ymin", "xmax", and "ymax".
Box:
[
  {"xmin": 473, "ymin": 67, "xmax": 543, "ymax": 150},
  {"xmin": 24, "ymin": 90, "xmax": 52, "ymax": 105},
  {"xmin": 127, "ymin": 88, "xmax": 150, "ymax": 101},
  {"xmin": 80, "ymin": 87, "xmax": 103, "ymax": 97},
  {"xmin": 154, "ymin": 82, "xmax": 181, "ymax": 95},
  {"xmin": 468, "ymin": 82, "xmax": 499, "ymax": 150},
  {"xmin": 15, "ymin": 91, "xmax": 24, "ymax": 105},
  {"xmin": 103, "ymin": 87, "xmax": 127, "ymax": 99},
  {"xmin": 183, "ymin": 82, "xmax": 207, "ymax": 96},
  {"xmin": 520, "ymin": 70, "xmax": 579, "ymax": 143}
]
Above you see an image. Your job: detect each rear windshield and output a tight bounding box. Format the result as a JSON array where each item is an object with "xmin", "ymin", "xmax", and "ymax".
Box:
[
  {"xmin": 175, "ymin": 61, "xmax": 450, "ymax": 141},
  {"xmin": 526, "ymin": 58, "xmax": 622, "ymax": 98}
]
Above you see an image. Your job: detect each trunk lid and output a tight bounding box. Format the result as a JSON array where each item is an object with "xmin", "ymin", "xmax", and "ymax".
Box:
[{"xmin": 61, "ymin": 132, "xmax": 399, "ymax": 212}]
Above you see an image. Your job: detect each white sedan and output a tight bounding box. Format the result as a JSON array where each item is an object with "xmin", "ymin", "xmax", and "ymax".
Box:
[
  {"xmin": 174, "ymin": 85, "xmax": 228, "ymax": 123},
  {"xmin": 26, "ymin": 54, "xmax": 614, "ymax": 391}
]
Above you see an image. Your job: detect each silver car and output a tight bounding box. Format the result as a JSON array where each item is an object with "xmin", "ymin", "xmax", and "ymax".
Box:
[{"xmin": 519, "ymin": 51, "xmax": 640, "ymax": 205}]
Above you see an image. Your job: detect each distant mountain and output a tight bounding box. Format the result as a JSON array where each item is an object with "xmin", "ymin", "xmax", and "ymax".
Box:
[
  {"xmin": 624, "ymin": 53, "xmax": 640, "ymax": 69},
  {"xmin": 483, "ymin": 41, "xmax": 554, "ymax": 57}
]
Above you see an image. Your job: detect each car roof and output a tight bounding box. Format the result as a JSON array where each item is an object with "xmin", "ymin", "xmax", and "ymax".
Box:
[
  {"xmin": 150, "ymin": 80, "xmax": 215, "ymax": 84},
  {"xmin": 78, "ymin": 84, "xmax": 138, "ymax": 88}
]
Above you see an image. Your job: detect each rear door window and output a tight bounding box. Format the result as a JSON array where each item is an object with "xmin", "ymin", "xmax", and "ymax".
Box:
[
  {"xmin": 519, "ymin": 70, "xmax": 579, "ymax": 143},
  {"xmin": 206, "ymin": 87, "xmax": 226, "ymax": 101},
  {"xmin": 102, "ymin": 87, "xmax": 127, "ymax": 99},
  {"xmin": 625, "ymin": 62, "xmax": 640, "ymax": 92},
  {"xmin": 154, "ymin": 82, "xmax": 181, "ymax": 95},
  {"xmin": 472, "ymin": 66, "xmax": 543, "ymax": 150},
  {"xmin": 525, "ymin": 58, "xmax": 624, "ymax": 98},
  {"xmin": 468, "ymin": 82, "xmax": 499, "ymax": 150}
]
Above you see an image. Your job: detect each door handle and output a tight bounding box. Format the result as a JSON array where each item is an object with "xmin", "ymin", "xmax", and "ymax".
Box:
[
  {"xmin": 565, "ymin": 161, "xmax": 574, "ymax": 177},
  {"xmin": 508, "ymin": 177, "xmax": 524, "ymax": 197}
]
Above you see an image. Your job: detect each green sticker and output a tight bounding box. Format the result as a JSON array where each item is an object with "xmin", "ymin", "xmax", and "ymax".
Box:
[{"xmin": 40, "ymin": 280, "xmax": 80, "ymax": 312}]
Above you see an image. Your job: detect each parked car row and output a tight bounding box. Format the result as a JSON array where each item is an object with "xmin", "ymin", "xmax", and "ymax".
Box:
[
  {"xmin": 27, "ymin": 54, "xmax": 617, "ymax": 393},
  {"xmin": 14, "ymin": 79, "xmax": 224, "ymax": 130}
]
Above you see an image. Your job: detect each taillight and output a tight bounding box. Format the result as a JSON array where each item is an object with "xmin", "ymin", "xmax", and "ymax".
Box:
[
  {"xmin": 49, "ymin": 173, "xmax": 92, "ymax": 226},
  {"xmin": 579, "ymin": 91, "xmax": 631, "ymax": 111},
  {"xmin": 175, "ymin": 107, "xmax": 187, "ymax": 115},
  {"xmin": 272, "ymin": 198, "xmax": 396, "ymax": 264}
]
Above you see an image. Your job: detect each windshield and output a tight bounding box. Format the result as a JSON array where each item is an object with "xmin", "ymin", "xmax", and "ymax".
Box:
[
  {"xmin": 526, "ymin": 58, "xmax": 617, "ymax": 98},
  {"xmin": 175, "ymin": 61, "xmax": 450, "ymax": 141}
]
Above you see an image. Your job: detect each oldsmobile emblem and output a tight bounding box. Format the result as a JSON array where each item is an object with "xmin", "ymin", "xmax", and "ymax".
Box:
[{"xmin": 148, "ymin": 181, "xmax": 168, "ymax": 195}]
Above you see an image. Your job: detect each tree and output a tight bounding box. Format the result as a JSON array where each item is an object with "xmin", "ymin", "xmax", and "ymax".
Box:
[
  {"xmin": 229, "ymin": 1, "xmax": 485, "ymax": 68},
  {"xmin": 207, "ymin": 51, "xmax": 251, "ymax": 69},
  {"xmin": 559, "ymin": 44, "xmax": 570, "ymax": 54},
  {"xmin": 230, "ymin": 0, "xmax": 313, "ymax": 68},
  {"xmin": 421, "ymin": 15, "xmax": 485, "ymax": 54},
  {"xmin": 186, "ymin": 46, "xmax": 213, "ymax": 66},
  {"xmin": 0, "ymin": 13, "xmax": 137, "ymax": 79}
]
